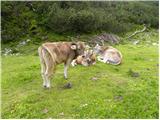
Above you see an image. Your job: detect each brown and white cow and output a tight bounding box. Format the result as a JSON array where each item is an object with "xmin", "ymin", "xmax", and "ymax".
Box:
[
  {"xmin": 93, "ymin": 44, "xmax": 122, "ymax": 65},
  {"xmin": 71, "ymin": 50, "xmax": 96, "ymax": 66},
  {"xmin": 38, "ymin": 42, "xmax": 85, "ymax": 88}
]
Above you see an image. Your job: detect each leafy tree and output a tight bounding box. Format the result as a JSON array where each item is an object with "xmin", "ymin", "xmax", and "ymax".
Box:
[{"xmin": 1, "ymin": 1, "xmax": 159, "ymax": 43}]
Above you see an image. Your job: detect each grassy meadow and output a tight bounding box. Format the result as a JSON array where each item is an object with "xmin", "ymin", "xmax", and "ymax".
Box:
[{"xmin": 1, "ymin": 30, "xmax": 159, "ymax": 118}]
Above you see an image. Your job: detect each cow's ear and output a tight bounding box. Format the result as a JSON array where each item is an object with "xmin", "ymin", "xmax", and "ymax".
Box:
[
  {"xmin": 84, "ymin": 51, "xmax": 87, "ymax": 56},
  {"xmin": 71, "ymin": 44, "xmax": 77, "ymax": 50}
]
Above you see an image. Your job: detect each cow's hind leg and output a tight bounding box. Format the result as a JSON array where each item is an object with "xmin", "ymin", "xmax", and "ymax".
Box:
[
  {"xmin": 64, "ymin": 58, "xmax": 72, "ymax": 79},
  {"xmin": 38, "ymin": 47, "xmax": 47, "ymax": 88},
  {"xmin": 43, "ymin": 51, "xmax": 55, "ymax": 88}
]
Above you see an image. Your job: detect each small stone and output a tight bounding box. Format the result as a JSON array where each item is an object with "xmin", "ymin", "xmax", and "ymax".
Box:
[
  {"xmin": 128, "ymin": 69, "xmax": 140, "ymax": 77},
  {"xmin": 26, "ymin": 39, "xmax": 31, "ymax": 42},
  {"xmin": 80, "ymin": 103, "xmax": 88, "ymax": 107},
  {"xmin": 90, "ymin": 77, "xmax": 98, "ymax": 81},
  {"xmin": 42, "ymin": 108, "xmax": 48, "ymax": 114},
  {"xmin": 59, "ymin": 112, "xmax": 64, "ymax": 116},
  {"xmin": 133, "ymin": 40, "xmax": 139, "ymax": 45},
  {"xmin": 114, "ymin": 96, "xmax": 123, "ymax": 101},
  {"xmin": 42, "ymin": 36, "xmax": 48, "ymax": 40},
  {"xmin": 19, "ymin": 41, "xmax": 26, "ymax": 45},
  {"xmin": 131, "ymin": 72, "xmax": 139, "ymax": 77},
  {"xmin": 63, "ymin": 82, "xmax": 72, "ymax": 89}
]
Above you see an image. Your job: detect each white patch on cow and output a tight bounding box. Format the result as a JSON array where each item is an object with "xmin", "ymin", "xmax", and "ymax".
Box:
[{"xmin": 71, "ymin": 60, "xmax": 77, "ymax": 67}]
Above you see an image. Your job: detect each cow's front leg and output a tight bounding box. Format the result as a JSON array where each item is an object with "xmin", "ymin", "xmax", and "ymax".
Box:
[
  {"xmin": 64, "ymin": 59, "xmax": 72, "ymax": 79},
  {"xmin": 71, "ymin": 59, "xmax": 77, "ymax": 67},
  {"xmin": 64, "ymin": 64, "xmax": 68, "ymax": 79},
  {"xmin": 97, "ymin": 56, "xmax": 104, "ymax": 62}
]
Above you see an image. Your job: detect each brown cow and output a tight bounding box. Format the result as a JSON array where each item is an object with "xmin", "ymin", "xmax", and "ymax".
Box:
[
  {"xmin": 38, "ymin": 42, "xmax": 85, "ymax": 88},
  {"xmin": 71, "ymin": 50, "xmax": 96, "ymax": 66}
]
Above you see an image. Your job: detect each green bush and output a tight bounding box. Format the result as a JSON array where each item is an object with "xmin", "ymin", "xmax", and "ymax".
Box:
[
  {"xmin": 69, "ymin": 10, "xmax": 96, "ymax": 33},
  {"xmin": 1, "ymin": 1, "xmax": 159, "ymax": 42}
]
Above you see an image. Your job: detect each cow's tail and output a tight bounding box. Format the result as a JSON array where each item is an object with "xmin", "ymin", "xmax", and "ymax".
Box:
[
  {"xmin": 41, "ymin": 44, "xmax": 57, "ymax": 64},
  {"xmin": 38, "ymin": 46, "xmax": 44, "ymax": 64}
]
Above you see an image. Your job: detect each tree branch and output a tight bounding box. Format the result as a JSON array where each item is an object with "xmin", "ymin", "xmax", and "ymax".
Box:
[{"xmin": 126, "ymin": 25, "xmax": 147, "ymax": 39}]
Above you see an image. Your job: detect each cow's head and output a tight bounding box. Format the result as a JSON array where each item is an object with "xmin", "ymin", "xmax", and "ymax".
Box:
[
  {"xmin": 81, "ymin": 50, "xmax": 96, "ymax": 66},
  {"xmin": 71, "ymin": 42, "xmax": 85, "ymax": 56},
  {"xmin": 93, "ymin": 44, "xmax": 102, "ymax": 55}
]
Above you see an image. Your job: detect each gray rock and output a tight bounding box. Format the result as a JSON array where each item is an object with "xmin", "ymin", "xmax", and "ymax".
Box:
[
  {"xmin": 114, "ymin": 95, "xmax": 123, "ymax": 101},
  {"xmin": 133, "ymin": 40, "xmax": 139, "ymax": 45},
  {"xmin": 3, "ymin": 48, "xmax": 12, "ymax": 55},
  {"xmin": 42, "ymin": 36, "xmax": 48, "ymax": 40},
  {"xmin": 26, "ymin": 39, "xmax": 31, "ymax": 42},
  {"xmin": 90, "ymin": 77, "xmax": 98, "ymax": 81},
  {"xmin": 19, "ymin": 41, "xmax": 26, "ymax": 45},
  {"xmin": 128, "ymin": 69, "xmax": 140, "ymax": 77},
  {"xmin": 63, "ymin": 82, "xmax": 72, "ymax": 89}
]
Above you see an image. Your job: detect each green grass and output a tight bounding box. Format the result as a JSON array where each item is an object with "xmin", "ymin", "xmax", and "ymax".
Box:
[{"xmin": 1, "ymin": 42, "xmax": 159, "ymax": 118}]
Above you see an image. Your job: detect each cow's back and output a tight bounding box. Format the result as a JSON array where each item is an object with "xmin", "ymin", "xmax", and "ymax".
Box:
[{"xmin": 42, "ymin": 42, "xmax": 74, "ymax": 64}]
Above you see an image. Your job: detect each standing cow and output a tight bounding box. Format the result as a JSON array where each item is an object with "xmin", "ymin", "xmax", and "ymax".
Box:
[{"xmin": 38, "ymin": 42, "xmax": 85, "ymax": 88}]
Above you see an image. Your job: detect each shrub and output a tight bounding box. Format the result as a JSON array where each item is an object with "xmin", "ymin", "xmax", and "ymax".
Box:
[{"xmin": 69, "ymin": 10, "xmax": 96, "ymax": 33}]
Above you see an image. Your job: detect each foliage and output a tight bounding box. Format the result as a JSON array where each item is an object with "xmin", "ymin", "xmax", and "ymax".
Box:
[{"xmin": 1, "ymin": 1, "xmax": 159, "ymax": 43}]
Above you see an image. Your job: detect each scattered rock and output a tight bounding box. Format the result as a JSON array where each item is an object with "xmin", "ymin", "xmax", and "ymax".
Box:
[
  {"xmin": 132, "ymin": 72, "xmax": 139, "ymax": 77},
  {"xmin": 127, "ymin": 69, "xmax": 140, "ymax": 77},
  {"xmin": 63, "ymin": 82, "xmax": 72, "ymax": 89},
  {"xmin": 26, "ymin": 39, "xmax": 31, "ymax": 42},
  {"xmin": 42, "ymin": 108, "xmax": 48, "ymax": 114},
  {"xmin": 3, "ymin": 48, "xmax": 12, "ymax": 56},
  {"xmin": 59, "ymin": 112, "xmax": 64, "ymax": 116},
  {"xmin": 2, "ymin": 48, "xmax": 21, "ymax": 56},
  {"xmin": 80, "ymin": 103, "xmax": 88, "ymax": 107},
  {"xmin": 42, "ymin": 36, "xmax": 48, "ymax": 40},
  {"xmin": 90, "ymin": 77, "xmax": 98, "ymax": 81},
  {"xmin": 133, "ymin": 40, "xmax": 139, "ymax": 45},
  {"xmin": 114, "ymin": 95, "xmax": 123, "ymax": 101},
  {"xmin": 18, "ymin": 39, "xmax": 31, "ymax": 46},
  {"xmin": 19, "ymin": 41, "xmax": 27, "ymax": 45},
  {"xmin": 89, "ymin": 33, "xmax": 120, "ymax": 45}
]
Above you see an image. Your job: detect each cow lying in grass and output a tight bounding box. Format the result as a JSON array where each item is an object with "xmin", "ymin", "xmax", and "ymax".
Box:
[
  {"xmin": 93, "ymin": 44, "xmax": 122, "ymax": 65},
  {"xmin": 38, "ymin": 42, "xmax": 85, "ymax": 88},
  {"xmin": 71, "ymin": 50, "xmax": 96, "ymax": 66}
]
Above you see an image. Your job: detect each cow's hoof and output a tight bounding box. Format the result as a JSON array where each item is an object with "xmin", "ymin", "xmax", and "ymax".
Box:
[
  {"xmin": 43, "ymin": 85, "xmax": 51, "ymax": 89},
  {"xmin": 64, "ymin": 77, "xmax": 68, "ymax": 80},
  {"xmin": 43, "ymin": 85, "xmax": 47, "ymax": 88}
]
